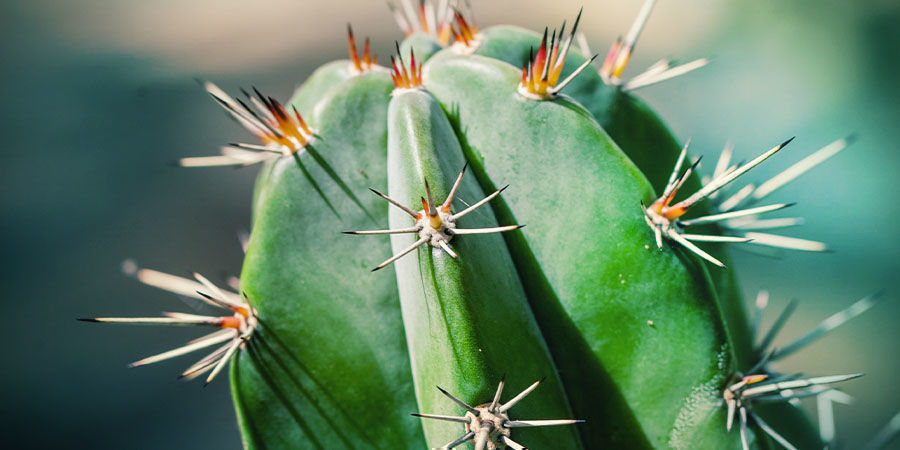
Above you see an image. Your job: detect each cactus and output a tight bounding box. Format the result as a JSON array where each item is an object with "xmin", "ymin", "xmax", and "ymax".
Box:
[{"xmin": 82, "ymin": 1, "xmax": 882, "ymax": 449}]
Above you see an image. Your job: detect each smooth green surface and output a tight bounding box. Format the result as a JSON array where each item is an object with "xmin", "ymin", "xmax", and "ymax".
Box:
[
  {"xmin": 233, "ymin": 72, "xmax": 425, "ymax": 449},
  {"xmin": 287, "ymin": 60, "xmax": 353, "ymax": 116},
  {"xmin": 470, "ymin": 28, "xmax": 823, "ymax": 447},
  {"xmin": 424, "ymin": 51, "xmax": 741, "ymax": 448},
  {"xmin": 387, "ymin": 89, "xmax": 582, "ymax": 449},
  {"xmin": 398, "ymin": 32, "xmax": 444, "ymax": 64}
]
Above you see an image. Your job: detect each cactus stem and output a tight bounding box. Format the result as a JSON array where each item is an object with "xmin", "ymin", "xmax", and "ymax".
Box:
[
  {"xmin": 350, "ymin": 166, "xmax": 521, "ymax": 270},
  {"xmin": 417, "ymin": 379, "xmax": 583, "ymax": 450},
  {"xmin": 81, "ymin": 269, "xmax": 257, "ymax": 384}
]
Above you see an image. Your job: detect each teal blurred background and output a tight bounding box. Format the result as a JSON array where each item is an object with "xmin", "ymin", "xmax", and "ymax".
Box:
[{"xmin": 1, "ymin": 0, "xmax": 897, "ymax": 448}]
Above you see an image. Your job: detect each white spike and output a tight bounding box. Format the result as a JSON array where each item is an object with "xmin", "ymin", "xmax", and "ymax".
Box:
[
  {"xmin": 742, "ymin": 232, "xmax": 826, "ymax": 252},
  {"xmin": 450, "ymin": 225, "xmax": 522, "ymax": 235},
  {"xmin": 505, "ymin": 419, "xmax": 584, "ymax": 427},
  {"xmin": 753, "ymin": 136, "xmax": 853, "ymax": 201},
  {"xmin": 439, "ymin": 431, "xmax": 475, "ymax": 450},
  {"xmin": 205, "ymin": 340, "xmax": 242, "ymax": 384},
  {"xmin": 679, "ymin": 234, "xmax": 753, "ymax": 243},
  {"xmin": 413, "ymin": 413, "xmax": 470, "ymax": 424},
  {"xmin": 668, "ymin": 232, "xmax": 727, "ymax": 267},
  {"xmin": 679, "ymin": 203, "xmax": 792, "ymax": 227},
  {"xmin": 438, "ymin": 241, "xmax": 458, "ymax": 258},
  {"xmin": 130, "ymin": 330, "xmax": 233, "ymax": 367},
  {"xmin": 726, "ymin": 217, "xmax": 803, "ymax": 230},
  {"xmin": 134, "ymin": 268, "xmax": 206, "ymax": 300},
  {"xmin": 549, "ymin": 54, "xmax": 598, "ymax": 95},
  {"xmin": 499, "ymin": 379, "xmax": 541, "ymax": 412},
  {"xmin": 374, "ymin": 237, "xmax": 428, "ymax": 271},
  {"xmin": 451, "ymin": 185, "xmax": 507, "ymax": 220},
  {"xmin": 678, "ymin": 139, "xmax": 792, "ymax": 211},
  {"xmin": 751, "ymin": 410, "xmax": 797, "ymax": 450},
  {"xmin": 498, "ymin": 435, "xmax": 526, "ymax": 450},
  {"xmin": 344, "ymin": 227, "xmax": 420, "ymax": 235},
  {"xmin": 717, "ymin": 184, "xmax": 755, "ymax": 212},
  {"xmin": 624, "ymin": 58, "xmax": 708, "ymax": 90}
]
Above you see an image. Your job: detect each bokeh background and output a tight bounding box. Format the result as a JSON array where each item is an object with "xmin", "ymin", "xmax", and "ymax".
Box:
[{"xmin": 2, "ymin": 0, "xmax": 898, "ymax": 448}]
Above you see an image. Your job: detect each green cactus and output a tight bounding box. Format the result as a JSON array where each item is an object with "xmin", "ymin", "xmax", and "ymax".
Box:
[{"xmin": 82, "ymin": 1, "xmax": 878, "ymax": 449}]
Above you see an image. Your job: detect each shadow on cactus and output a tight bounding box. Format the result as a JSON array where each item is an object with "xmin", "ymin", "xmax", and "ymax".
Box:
[{"xmin": 81, "ymin": 1, "xmax": 894, "ymax": 449}]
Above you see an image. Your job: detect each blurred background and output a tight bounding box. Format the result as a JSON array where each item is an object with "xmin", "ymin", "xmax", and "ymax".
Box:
[{"xmin": 1, "ymin": 0, "xmax": 897, "ymax": 448}]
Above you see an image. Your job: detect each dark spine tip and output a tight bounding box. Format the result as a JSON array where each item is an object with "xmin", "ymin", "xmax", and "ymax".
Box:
[
  {"xmin": 76, "ymin": 318, "xmax": 98, "ymax": 322},
  {"xmin": 844, "ymin": 132, "xmax": 859, "ymax": 145},
  {"xmin": 780, "ymin": 136, "xmax": 796, "ymax": 148},
  {"xmin": 341, "ymin": 231, "xmax": 356, "ymax": 234},
  {"xmin": 784, "ymin": 202, "xmax": 797, "ymax": 208}
]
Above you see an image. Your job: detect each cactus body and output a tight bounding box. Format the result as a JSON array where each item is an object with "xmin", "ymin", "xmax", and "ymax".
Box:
[
  {"xmin": 86, "ymin": 4, "xmax": 864, "ymax": 450},
  {"xmin": 235, "ymin": 72, "xmax": 425, "ymax": 449},
  {"xmin": 385, "ymin": 89, "xmax": 582, "ymax": 449},
  {"xmin": 423, "ymin": 50, "xmax": 742, "ymax": 448}
]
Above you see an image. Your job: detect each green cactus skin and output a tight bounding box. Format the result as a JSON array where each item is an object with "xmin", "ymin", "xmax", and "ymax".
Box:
[
  {"xmin": 233, "ymin": 71, "xmax": 426, "ymax": 449},
  {"xmin": 287, "ymin": 60, "xmax": 356, "ymax": 115},
  {"xmin": 385, "ymin": 89, "xmax": 583, "ymax": 449},
  {"xmin": 437, "ymin": 26, "xmax": 823, "ymax": 448},
  {"xmin": 398, "ymin": 32, "xmax": 445, "ymax": 64},
  {"xmin": 421, "ymin": 50, "xmax": 745, "ymax": 448}
]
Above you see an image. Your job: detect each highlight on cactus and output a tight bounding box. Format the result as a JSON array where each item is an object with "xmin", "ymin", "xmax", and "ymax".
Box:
[{"xmin": 80, "ymin": 1, "xmax": 894, "ymax": 449}]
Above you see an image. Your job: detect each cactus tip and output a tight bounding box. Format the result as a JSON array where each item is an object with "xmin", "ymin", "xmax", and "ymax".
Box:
[{"xmin": 518, "ymin": 11, "xmax": 596, "ymax": 100}]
